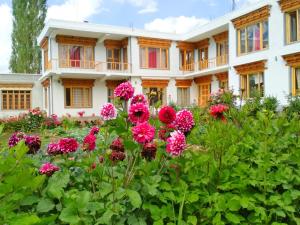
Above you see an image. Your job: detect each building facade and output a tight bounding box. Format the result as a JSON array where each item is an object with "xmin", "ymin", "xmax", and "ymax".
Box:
[{"xmin": 1, "ymin": 0, "xmax": 299, "ymax": 118}]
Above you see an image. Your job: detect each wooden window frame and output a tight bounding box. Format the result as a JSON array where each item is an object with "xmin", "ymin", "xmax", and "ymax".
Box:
[
  {"xmin": 106, "ymin": 47, "xmax": 121, "ymax": 70},
  {"xmin": 1, "ymin": 90, "xmax": 31, "ymax": 110},
  {"xmin": 179, "ymin": 49, "xmax": 194, "ymax": 71},
  {"xmin": 58, "ymin": 44, "xmax": 95, "ymax": 69},
  {"xmin": 291, "ymin": 67, "xmax": 300, "ymax": 96},
  {"xmin": 285, "ymin": 8, "xmax": 300, "ymax": 44},
  {"xmin": 139, "ymin": 46, "xmax": 169, "ymax": 70},
  {"xmin": 240, "ymin": 72, "xmax": 264, "ymax": 99},
  {"xmin": 64, "ymin": 86, "xmax": 92, "ymax": 109},
  {"xmin": 237, "ymin": 20, "xmax": 269, "ymax": 56},
  {"xmin": 198, "ymin": 47, "xmax": 209, "ymax": 70}
]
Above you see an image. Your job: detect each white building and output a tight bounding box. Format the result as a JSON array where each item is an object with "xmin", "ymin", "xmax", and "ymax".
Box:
[{"xmin": 1, "ymin": 0, "xmax": 300, "ymax": 118}]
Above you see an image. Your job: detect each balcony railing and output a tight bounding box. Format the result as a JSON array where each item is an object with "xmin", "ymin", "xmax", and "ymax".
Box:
[
  {"xmin": 182, "ymin": 54, "xmax": 228, "ymax": 73},
  {"xmin": 45, "ymin": 59, "xmax": 132, "ymax": 73}
]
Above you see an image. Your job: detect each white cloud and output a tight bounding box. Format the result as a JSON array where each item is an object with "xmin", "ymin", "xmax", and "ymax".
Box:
[
  {"xmin": 144, "ymin": 16, "xmax": 209, "ymax": 34},
  {"xmin": 114, "ymin": 0, "xmax": 158, "ymax": 14},
  {"xmin": 47, "ymin": 0, "xmax": 104, "ymax": 21},
  {"xmin": 0, "ymin": 3, "xmax": 12, "ymax": 73}
]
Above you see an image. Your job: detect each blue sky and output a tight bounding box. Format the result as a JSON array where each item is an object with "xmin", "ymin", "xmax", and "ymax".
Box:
[{"xmin": 0, "ymin": 0, "xmax": 256, "ymax": 72}]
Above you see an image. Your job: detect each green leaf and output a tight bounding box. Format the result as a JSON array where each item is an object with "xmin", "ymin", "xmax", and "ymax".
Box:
[
  {"xmin": 76, "ymin": 191, "xmax": 91, "ymax": 212},
  {"xmin": 97, "ymin": 209, "xmax": 115, "ymax": 224},
  {"xmin": 187, "ymin": 215, "xmax": 197, "ymax": 225},
  {"xmin": 59, "ymin": 205, "xmax": 80, "ymax": 224},
  {"xmin": 10, "ymin": 214, "xmax": 41, "ymax": 225},
  {"xmin": 126, "ymin": 189, "xmax": 142, "ymax": 208},
  {"xmin": 225, "ymin": 213, "xmax": 241, "ymax": 224},
  {"xmin": 227, "ymin": 197, "xmax": 241, "ymax": 211},
  {"xmin": 36, "ymin": 198, "xmax": 55, "ymax": 213},
  {"xmin": 20, "ymin": 195, "xmax": 40, "ymax": 206}
]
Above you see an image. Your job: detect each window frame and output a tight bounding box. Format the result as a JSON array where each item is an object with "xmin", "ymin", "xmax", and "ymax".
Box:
[
  {"xmin": 292, "ymin": 67, "xmax": 300, "ymax": 96},
  {"xmin": 139, "ymin": 46, "xmax": 169, "ymax": 70},
  {"xmin": 285, "ymin": 8, "xmax": 300, "ymax": 44},
  {"xmin": 237, "ymin": 20, "xmax": 269, "ymax": 56},
  {"xmin": 177, "ymin": 87, "xmax": 190, "ymax": 107},
  {"xmin": 1, "ymin": 90, "xmax": 31, "ymax": 110},
  {"xmin": 179, "ymin": 49, "xmax": 194, "ymax": 71},
  {"xmin": 240, "ymin": 72, "xmax": 264, "ymax": 99},
  {"xmin": 64, "ymin": 86, "xmax": 92, "ymax": 108}
]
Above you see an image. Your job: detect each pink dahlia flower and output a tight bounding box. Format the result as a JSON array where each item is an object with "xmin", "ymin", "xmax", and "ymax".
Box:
[
  {"xmin": 25, "ymin": 135, "xmax": 41, "ymax": 154},
  {"xmin": 166, "ymin": 130, "xmax": 186, "ymax": 156},
  {"xmin": 82, "ymin": 134, "xmax": 96, "ymax": 151},
  {"xmin": 174, "ymin": 109, "xmax": 195, "ymax": 133},
  {"xmin": 89, "ymin": 126, "xmax": 100, "ymax": 135},
  {"xmin": 130, "ymin": 94, "xmax": 148, "ymax": 105},
  {"xmin": 158, "ymin": 106, "xmax": 176, "ymax": 124},
  {"xmin": 110, "ymin": 137, "xmax": 124, "ymax": 152},
  {"xmin": 209, "ymin": 104, "xmax": 228, "ymax": 120},
  {"xmin": 47, "ymin": 142, "xmax": 61, "ymax": 155},
  {"xmin": 39, "ymin": 163, "xmax": 60, "ymax": 176},
  {"xmin": 132, "ymin": 122, "xmax": 155, "ymax": 144},
  {"xmin": 58, "ymin": 138, "xmax": 79, "ymax": 153},
  {"xmin": 114, "ymin": 81, "xmax": 134, "ymax": 101},
  {"xmin": 128, "ymin": 103, "xmax": 150, "ymax": 124},
  {"xmin": 8, "ymin": 132, "xmax": 25, "ymax": 147},
  {"xmin": 141, "ymin": 142, "xmax": 157, "ymax": 161},
  {"xmin": 100, "ymin": 103, "xmax": 117, "ymax": 121}
]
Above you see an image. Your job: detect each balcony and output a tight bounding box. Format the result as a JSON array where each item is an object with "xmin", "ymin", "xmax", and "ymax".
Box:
[
  {"xmin": 45, "ymin": 59, "xmax": 132, "ymax": 74},
  {"xmin": 181, "ymin": 54, "xmax": 228, "ymax": 74}
]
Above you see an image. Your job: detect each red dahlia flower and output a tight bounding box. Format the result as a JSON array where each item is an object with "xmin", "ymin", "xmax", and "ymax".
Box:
[
  {"xmin": 209, "ymin": 104, "xmax": 228, "ymax": 120},
  {"xmin": 39, "ymin": 163, "xmax": 60, "ymax": 176},
  {"xmin": 25, "ymin": 135, "xmax": 41, "ymax": 154},
  {"xmin": 158, "ymin": 123, "xmax": 176, "ymax": 141},
  {"xmin": 174, "ymin": 109, "xmax": 195, "ymax": 133},
  {"xmin": 166, "ymin": 130, "xmax": 186, "ymax": 156},
  {"xmin": 131, "ymin": 94, "xmax": 148, "ymax": 105},
  {"xmin": 89, "ymin": 126, "xmax": 100, "ymax": 135},
  {"xmin": 47, "ymin": 142, "xmax": 62, "ymax": 155},
  {"xmin": 132, "ymin": 122, "xmax": 155, "ymax": 144},
  {"xmin": 141, "ymin": 142, "xmax": 157, "ymax": 161},
  {"xmin": 114, "ymin": 81, "xmax": 134, "ymax": 101},
  {"xmin": 158, "ymin": 106, "xmax": 176, "ymax": 124},
  {"xmin": 128, "ymin": 103, "xmax": 150, "ymax": 124},
  {"xmin": 58, "ymin": 138, "xmax": 79, "ymax": 153},
  {"xmin": 82, "ymin": 134, "xmax": 96, "ymax": 151},
  {"xmin": 110, "ymin": 151, "xmax": 126, "ymax": 162}
]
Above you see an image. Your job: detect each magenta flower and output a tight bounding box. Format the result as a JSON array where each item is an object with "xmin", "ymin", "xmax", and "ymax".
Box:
[
  {"xmin": 100, "ymin": 103, "xmax": 117, "ymax": 121},
  {"xmin": 158, "ymin": 106, "xmax": 176, "ymax": 124},
  {"xmin": 58, "ymin": 138, "xmax": 79, "ymax": 153},
  {"xmin": 158, "ymin": 123, "xmax": 176, "ymax": 141},
  {"xmin": 47, "ymin": 142, "xmax": 61, "ymax": 155},
  {"xmin": 78, "ymin": 111, "xmax": 85, "ymax": 117},
  {"xmin": 8, "ymin": 132, "xmax": 25, "ymax": 147},
  {"xmin": 89, "ymin": 126, "xmax": 100, "ymax": 135},
  {"xmin": 25, "ymin": 135, "xmax": 41, "ymax": 154},
  {"xmin": 166, "ymin": 130, "xmax": 186, "ymax": 156},
  {"xmin": 131, "ymin": 94, "xmax": 148, "ymax": 105},
  {"xmin": 128, "ymin": 103, "xmax": 150, "ymax": 124},
  {"xmin": 132, "ymin": 122, "xmax": 155, "ymax": 144},
  {"xmin": 174, "ymin": 109, "xmax": 195, "ymax": 133},
  {"xmin": 39, "ymin": 163, "xmax": 60, "ymax": 176},
  {"xmin": 114, "ymin": 81, "xmax": 134, "ymax": 101},
  {"xmin": 209, "ymin": 104, "xmax": 228, "ymax": 120},
  {"xmin": 82, "ymin": 134, "xmax": 96, "ymax": 151}
]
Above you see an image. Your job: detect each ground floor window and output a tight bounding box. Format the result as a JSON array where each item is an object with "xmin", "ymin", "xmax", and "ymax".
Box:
[
  {"xmin": 65, "ymin": 87, "xmax": 92, "ymax": 108},
  {"xmin": 143, "ymin": 87, "xmax": 166, "ymax": 107},
  {"xmin": 107, "ymin": 87, "xmax": 115, "ymax": 103},
  {"xmin": 198, "ymin": 83, "xmax": 211, "ymax": 107},
  {"xmin": 1, "ymin": 90, "xmax": 31, "ymax": 110},
  {"xmin": 240, "ymin": 72, "xmax": 264, "ymax": 99},
  {"xmin": 219, "ymin": 80, "xmax": 228, "ymax": 90},
  {"xmin": 177, "ymin": 87, "xmax": 190, "ymax": 107},
  {"xmin": 292, "ymin": 67, "xmax": 300, "ymax": 96}
]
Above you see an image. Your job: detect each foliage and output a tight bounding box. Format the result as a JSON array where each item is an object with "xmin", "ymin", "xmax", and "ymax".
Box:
[
  {"xmin": 284, "ymin": 95, "xmax": 300, "ymax": 119},
  {"xmin": 0, "ymin": 94, "xmax": 300, "ymax": 224},
  {"xmin": 10, "ymin": 0, "xmax": 47, "ymax": 73}
]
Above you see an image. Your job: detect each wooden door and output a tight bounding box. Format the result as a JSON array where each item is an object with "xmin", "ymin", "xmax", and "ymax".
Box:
[{"xmin": 198, "ymin": 83, "xmax": 210, "ymax": 107}]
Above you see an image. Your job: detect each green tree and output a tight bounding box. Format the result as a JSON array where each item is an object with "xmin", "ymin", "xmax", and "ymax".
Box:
[{"xmin": 10, "ymin": 0, "xmax": 47, "ymax": 74}]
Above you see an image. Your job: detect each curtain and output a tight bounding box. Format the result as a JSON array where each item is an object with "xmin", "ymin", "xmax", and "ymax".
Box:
[
  {"xmin": 59, "ymin": 45, "xmax": 68, "ymax": 67},
  {"xmin": 254, "ymin": 24, "xmax": 260, "ymax": 51},
  {"xmin": 85, "ymin": 47, "xmax": 93, "ymax": 68},
  {"xmin": 70, "ymin": 46, "xmax": 81, "ymax": 67},
  {"xmin": 148, "ymin": 48, "xmax": 157, "ymax": 68},
  {"xmin": 161, "ymin": 49, "xmax": 167, "ymax": 68}
]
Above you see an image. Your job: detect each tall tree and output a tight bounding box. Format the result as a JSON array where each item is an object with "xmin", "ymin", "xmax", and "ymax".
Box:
[{"xmin": 10, "ymin": 0, "xmax": 47, "ymax": 74}]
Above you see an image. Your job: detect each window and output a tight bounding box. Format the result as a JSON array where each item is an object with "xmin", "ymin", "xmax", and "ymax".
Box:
[
  {"xmin": 65, "ymin": 87, "xmax": 92, "ymax": 108},
  {"xmin": 198, "ymin": 48, "xmax": 208, "ymax": 70},
  {"xmin": 219, "ymin": 80, "xmax": 228, "ymax": 90},
  {"xmin": 216, "ymin": 41, "xmax": 228, "ymax": 66},
  {"xmin": 58, "ymin": 44, "xmax": 94, "ymax": 69},
  {"xmin": 123, "ymin": 48, "xmax": 128, "ymax": 70},
  {"xmin": 237, "ymin": 21, "xmax": 268, "ymax": 55},
  {"xmin": 143, "ymin": 87, "xmax": 166, "ymax": 106},
  {"xmin": 180, "ymin": 49, "xmax": 194, "ymax": 71},
  {"xmin": 140, "ymin": 47, "xmax": 168, "ymax": 69},
  {"xmin": 240, "ymin": 72, "xmax": 264, "ymax": 98},
  {"xmin": 107, "ymin": 48, "xmax": 121, "ymax": 70},
  {"xmin": 292, "ymin": 67, "xmax": 300, "ymax": 96},
  {"xmin": 1, "ymin": 90, "xmax": 31, "ymax": 110},
  {"xmin": 107, "ymin": 88, "xmax": 114, "ymax": 103},
  {"xmin": 177, "ymin": 87, "xmax": 190, "ymax": 107},
  {"xmin": 286, "ymin": 9, "xmax": 300, "ymax": 44},
  {"xmin": 198, "ymin": 83, "xmax": 211, "ymax": 107}
]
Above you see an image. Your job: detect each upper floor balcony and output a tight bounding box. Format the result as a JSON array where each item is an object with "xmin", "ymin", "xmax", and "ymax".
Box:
[
  {"xmin": 181, "ymin": 54, "xmax": 229, "ymax": 74},
  {"xmin": 44, "ymin": 58, "xmax": 132, "ymax": 74}
]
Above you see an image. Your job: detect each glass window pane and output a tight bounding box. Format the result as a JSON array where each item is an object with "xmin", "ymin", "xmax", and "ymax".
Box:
[
  {"xmin": 263, "ymin": 21, "xmax": 269, "ymax": 48},
  {"xmin": 65, "ymin": 88, "xmax": 71, "ymax": 106},
  {"xmin": 247, "ymin": 25, "xmax": 254, "ymax": 52},
  {"xmin": 296, "ymin": 68, "xmax": 300, "ymax": 94},
  {"xmin": 161, "ymin": 49, "xmax": 167, "ymax": 68},
  {"xmin": 253, "ymin": 23, "xmax": 261, "ymax": 51},
  {"xmin": 290, "ymin": 11, "xmax": 298, "ymax": 42},
  {"xmin": 240, "ymin": 29, "xmax": 246, "ymax": 54}
]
